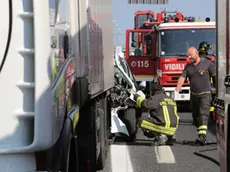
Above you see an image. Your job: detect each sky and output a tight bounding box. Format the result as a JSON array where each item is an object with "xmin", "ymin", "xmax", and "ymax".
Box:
[{"xmin": 112, "ymin": 0, "xmax": 216, "ymax": 46}]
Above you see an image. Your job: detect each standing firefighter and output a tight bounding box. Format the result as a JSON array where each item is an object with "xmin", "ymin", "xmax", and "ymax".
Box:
[
  {"xmin": 198, "ymin": 41, "xmax": 216, "ymax": 66},
  {"xmin": 198, "ymin": 41, "xmax": 216, "ymax": 117},
  {"xmin": 176, "ymin": 47, "xmax": 216, "ymax": 145},
  {"xmin": 132, "ymin": 82, "xmax": 179, "ymax": 146}
]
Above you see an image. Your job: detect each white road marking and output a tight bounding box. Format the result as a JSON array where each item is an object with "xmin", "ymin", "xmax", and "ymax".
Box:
[
  {"xmin": 110, "ymin": 145, "xmax": 133, "ymax": 172},
  {"xmin": 109, "ymin": 144, "xmax": 175, "ymax": 171},
  {"xmin": 155, "ymin": 146, "xmax": 176, "ymax": 164}
]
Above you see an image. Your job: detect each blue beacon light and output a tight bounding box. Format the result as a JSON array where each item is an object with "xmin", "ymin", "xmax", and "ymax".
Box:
[{"xmin": 164, "ymin": 17, "xmax": 169, "ymax": 23}]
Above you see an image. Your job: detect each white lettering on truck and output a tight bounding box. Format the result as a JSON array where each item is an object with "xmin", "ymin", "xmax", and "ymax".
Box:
[{"xmin": 165, "ymin": 64, "xmax": 185, "ymax": 70}]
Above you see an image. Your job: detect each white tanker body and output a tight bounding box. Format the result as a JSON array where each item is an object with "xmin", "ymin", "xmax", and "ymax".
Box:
[{"xmin": 0, "ymin": 0, "xmax": 114, "ymax": 171}]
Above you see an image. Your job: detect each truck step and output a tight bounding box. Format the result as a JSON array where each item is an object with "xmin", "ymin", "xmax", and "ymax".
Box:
[
  {"xmin": 18, "ymin": 12, "xmax": 34, "ymax": 18},
  {"xmin": 16, "ymin": 81, "xmax": 35, "ymax": 88}
]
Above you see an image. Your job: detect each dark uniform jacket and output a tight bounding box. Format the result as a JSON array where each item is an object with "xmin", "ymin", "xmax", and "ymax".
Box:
[
  {"xmin": 200, "ymin": 55, "xmax": 216, "ymax": 89},
  {"xmin": 181, "ymin": 57, "xmax": 216, "ymax": 94},
  {"xmin": 200, "ymin": 54, "xmax": 216, "ymax": 67},
  {"xmin": 137, "ymin": 91, "xmax": 179, "ymax": 129}
]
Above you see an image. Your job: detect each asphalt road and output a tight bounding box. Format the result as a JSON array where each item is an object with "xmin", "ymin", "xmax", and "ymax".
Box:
[{"xmin": 99, "ymin": 112, "xmax": 220, "ymax": 172}]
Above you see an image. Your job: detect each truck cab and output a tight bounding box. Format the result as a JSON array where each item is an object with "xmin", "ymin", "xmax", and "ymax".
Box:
[{"xmin": 153, "ymin": 20, "xmax": 216, "ymax": 101}]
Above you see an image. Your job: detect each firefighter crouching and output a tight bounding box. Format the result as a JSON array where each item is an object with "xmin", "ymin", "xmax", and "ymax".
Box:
[
  {"xmin": 176, "ymin": 47, "xmax": 216, "ymax": 145},
  {"xmin": 198, "ymin": 41, "xmax": 216, "ymax": 119},
  {"xmin": 132, "ymin": 82, "xmax": 179, "ymax": 146}
]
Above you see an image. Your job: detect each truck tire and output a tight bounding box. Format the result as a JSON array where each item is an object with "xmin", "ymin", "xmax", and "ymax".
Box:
[
  {"xmin": 77, "ymin": 100, "xmax": 98, "ymax": 172},
  {"xmin": 61, "ymin": 126, "xmax": 72, "ymax": 172},
  {"xmin": 96, "ymin": 100, "xmax": 106, "ymax": 170},
  {"xmin": 60, "ymin": 118, "xmax": 78, "ymax": 172},
  {"xmin": 107, "ymin": 96, "xmax": 113, "ymax": 140},
  {"xmin": 97, "ymin": 95, "xmax": 111, "ymax": 170},
  {"xmin": 120, "ymin": 108, "xmax": 137, "ymax": 142}
]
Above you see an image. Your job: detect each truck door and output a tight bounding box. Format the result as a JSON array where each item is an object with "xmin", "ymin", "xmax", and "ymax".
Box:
[{"xmin": 126, "ymin": 29, "xmax": 156, "ymax": 81}]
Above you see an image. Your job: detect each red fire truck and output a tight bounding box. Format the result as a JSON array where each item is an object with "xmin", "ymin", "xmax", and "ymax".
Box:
[{"xmin": 126, "ymin": 14, "xmax": 216, "ymax": 103}]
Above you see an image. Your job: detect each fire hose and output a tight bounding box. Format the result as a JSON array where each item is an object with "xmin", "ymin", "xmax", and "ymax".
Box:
[
  {"xmin": 182, "ymin": 140, "xmax": 219, "ymax": 166},
  {"xmin": 193, "ymin": 147, "xmax": 219, "ymax": 166},
  {"xmin": 177, "ymin": 118, "xmax": 219, "ymax": 166}
]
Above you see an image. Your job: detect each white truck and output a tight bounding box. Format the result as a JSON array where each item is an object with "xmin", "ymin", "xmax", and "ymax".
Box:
[{"xmin": 0, "ymin": 0, "xmax": 116, "ymax": 171}]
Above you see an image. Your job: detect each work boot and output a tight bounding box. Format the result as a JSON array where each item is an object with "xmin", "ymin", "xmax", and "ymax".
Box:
[
  {"xmin": 173, "ymin": 134, "xmax": 176, "ymax": 141},
  {"xmin": 165, "ymin": 135, "xmax": 175, "ymax": 146},
  {"xmin": 154, "ymin": 134, "xmax": 168, "ymax": 146},
  {"xmin": 195, "ymin": 134, "xmax": 206, "ymax": 146},
  {"xmin": 143, "ymin": 130, "xmax": 155, "ymax": 138}
]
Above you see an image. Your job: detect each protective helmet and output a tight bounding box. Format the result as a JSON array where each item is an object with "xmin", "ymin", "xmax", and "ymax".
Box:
[
  {"xmin": 198, "ymin": 41, "xmax": 212, "ymax": 52},
  {"xmin": 150, "ymin": 82, "xmax": 163, "ymax": 92}
]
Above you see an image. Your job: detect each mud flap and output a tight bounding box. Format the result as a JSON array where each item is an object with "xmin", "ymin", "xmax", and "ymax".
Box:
[{"xmin": 111, "ymin": 109, "xmax": 129, "ymax": 136}]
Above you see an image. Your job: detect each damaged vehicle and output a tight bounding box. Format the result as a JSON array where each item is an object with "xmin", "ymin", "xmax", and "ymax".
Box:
[{"xmin": 110, "ymin": 52, "xmax": 143, "ymax": 142}]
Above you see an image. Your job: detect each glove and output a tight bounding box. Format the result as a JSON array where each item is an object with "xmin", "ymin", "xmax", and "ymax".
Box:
[
  {"xmin": 133, "ymin": 90, "xmax": 146, "ymax": 101},
  {"xmin": 211, "ymin": 87, "xmax": 216, "ymax": 94},
  {"xmin": 129, "ymin": 89, "xmax": 137, "ymax": 95},
  {"xmin": 133, "ymin": 94, "xmax": 140, "ymax": 101},
  {"xmin": 136, "ymin": 90, "xmax": 146, "ymax": 98}
]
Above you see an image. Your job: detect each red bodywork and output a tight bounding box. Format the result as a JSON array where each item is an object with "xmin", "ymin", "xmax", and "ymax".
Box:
[
  {"xmin": 156, "ymin": 55, "xmax": 215, "ymax": 86},
  {"xmin": 157, "ymin": 58, "xmax": 190, "ymax": 86},
  {"xmin": 126, "ymin": 29, "xmax": 190, "ymax": 84},
  {"xmin": 134, "ymin": 9, "xmax": 185, "ymax": 29},
  {"xmin": 126, "ymin": 29, "xmax": 156, "ymax": 78},
  {"xmin": 129, "ymin": 9, "xmax": 187, "ymax": 82},
  {"xmin": 134, "ymin": 11, "xmax": 155, "ymax": 29},
  {"xmin": 156, "ymin": 9, "xmax": 184, "ymax": 23}
]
